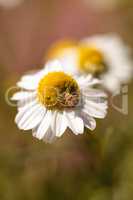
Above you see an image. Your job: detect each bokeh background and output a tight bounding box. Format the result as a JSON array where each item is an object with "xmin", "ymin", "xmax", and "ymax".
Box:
[{"xmin": 0, "ymin": 0, "xmax": 133, "ymax": 199}]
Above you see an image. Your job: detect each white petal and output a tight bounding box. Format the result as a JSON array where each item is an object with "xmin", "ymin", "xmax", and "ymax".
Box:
[
  {"xmin": 83, "ymin": 101, "xmax": 107, "ymax": 119},
  {"xmin": 16, "ymin": 99, "xmax": 38, "ymax": 120},
  {"xmin": 17, "ymin": 69, "xmax": 46, "ymax": 90},
  {"xmin": 85, "ymin": 99, "xmax": 108, "ymax": 110},
  {"xmin": 11, "ymin": 91, "xmax": 36, "ymax": 101},
  {"xmin": 45, "ymin": 60, "xmax": 63, "ymax": 72},
  {"xmin": 18, "ymin": 98, "xmax": 38, "ymax": 111},
  {"xmin": 102, "ymin": 75, "xmax": 120, "ymax": 92},
  {"xmin": 80, "ymin": 111, "xmax": 96, "ymax": 130},
  {"xmin": 20, "ymin": 69, "xmax": 45, "ymax": 82},
  {"xmin": 73, "ymin": 116, "xmax": 84, "ymax": 134},
  {"xmin": 56, "ymin": 49, "xmax": 79, "ymax": 75},
  {"xmin": 78, "ymin": 75, "xmax": 101, "ymax": 89},
  {"xmin": 33, "ymin": 110, "xmax": 52, "ymax": 140},
  {"xmin": 87, "ymin": 78, "xmax": 101, "ymax": 86},
  {"xmin": 42, "ymin": 128, "xmax": 56, "ymax": 143},
  {"xmin": 15, "ymin": 102, "xmax": 45, "ymax": 130},
  {"xmin": 64, "ymin": 111, "xmax": 84, "ymax": 135},
  {"xmin": 17, "ymin": 80, "xmax": 39, "ymax": 90},
  {"xmin": 82, "ymin": 88, "xmax": 107, "ymax": 98},
  {"xmin": 51, "ymin": 111, "xmax": 67, "ymax": 137}
]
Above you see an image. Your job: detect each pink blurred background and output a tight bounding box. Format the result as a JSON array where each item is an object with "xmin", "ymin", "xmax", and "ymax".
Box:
[
  {"xmin": 0, "ymin": 0, "xmax": 132, "ymax": 73},
  {"xmin": 0, "ymin": 1, "xmax": 133, "ymax": 199}
]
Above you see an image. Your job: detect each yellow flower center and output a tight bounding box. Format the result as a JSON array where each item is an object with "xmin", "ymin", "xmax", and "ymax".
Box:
[
  {"xmin": 78, "ymin": 46, "xmax": 106, "ymax": 75},
  {"xmin": 38, "ymin": 72, "xmax": 80, "ymax": 110},
  {"xmin": 45, "ymin": 40, "xmax": 77, "ymax": 60}
]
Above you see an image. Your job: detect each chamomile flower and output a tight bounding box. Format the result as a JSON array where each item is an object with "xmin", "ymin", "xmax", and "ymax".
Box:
[
  {"xmin": 46, "ymin": 35, "xmax": 133, "ymax": 92},
  {"xmin": 11, "ymin": 60, "xmax": 107, "ymax": 143},
  {"xmin": 45, "ymin": 40, "xmax": 79, "ymax": 75}
]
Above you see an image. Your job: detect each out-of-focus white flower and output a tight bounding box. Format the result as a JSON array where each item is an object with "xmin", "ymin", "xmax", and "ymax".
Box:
[
  {"xmin": 80, "ymin": 34, "xmax": 133, "ymax": 92},
  {"xmin": 46, "ymin": 35, "xmax": 133, "ymax": 92},
  {"xmin": 45, "ymin": 40, "xmax": 79, "ymax": 75},
  {"xmin": 84, "ymin": 0, "xmax": 121, "ymax": 11},
  {"xmin": 0, "ymin": 0, "xmax": 24, "ymax": 9},
  {"xmin": 84, "ymin": 0, "xmax": 132, "ymax": 11},
  {"xmin": 11, "ymin": 60, "xmax": 107, "ymax": 143}
]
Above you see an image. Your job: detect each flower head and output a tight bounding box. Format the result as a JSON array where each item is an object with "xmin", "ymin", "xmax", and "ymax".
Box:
[
  {"xmin": 38, "ymin": 71, "xmax": 80, "ymax": 110},
  {"xmin": 77, "ymin": 45, "xmax": 107, "ymax": 75},
  {"xmin": 12, "ymin": 60, "xmax": 107, "ymax": 143},
  {"xmin": 46, "ymin": 35, "xmax": 133, "ymax": 92}
]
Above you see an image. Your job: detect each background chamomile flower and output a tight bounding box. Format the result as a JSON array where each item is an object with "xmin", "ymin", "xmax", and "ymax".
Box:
[
  {"xmin": 45, "ymin": 40, "xmax": 79, "ymax": 75},
  {"xmin": 80, "ymin": 34, "xmax": 133, "ymax": 92},
  {"xmin": 11, "ymin": 60, "xmax": 108, "ymax": 143},
  {"xmin": 46, "ymin": 35, "xmax": 133, "ymax": 93}
]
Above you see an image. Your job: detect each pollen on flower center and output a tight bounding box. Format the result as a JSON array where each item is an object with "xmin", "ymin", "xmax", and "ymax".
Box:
[
  {"xmin": 78, "ymin": 46, "xmax": 106, "ymax": 75},
  {"xmin": 38, "ymin": 72, "xmax": 80, "ymax": 109}
]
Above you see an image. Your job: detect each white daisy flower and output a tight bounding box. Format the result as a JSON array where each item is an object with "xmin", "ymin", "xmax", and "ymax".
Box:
[
  {"xmin": 46, "ymin": 35, "xmax": 133, "ymax": 92},
  {"xmin": 11, "ymin": 60, "xmax": 107, "ymax": 143},
  {"xmin": 45, "ymin": 40, "xmax": 79, "ymax": 75}
]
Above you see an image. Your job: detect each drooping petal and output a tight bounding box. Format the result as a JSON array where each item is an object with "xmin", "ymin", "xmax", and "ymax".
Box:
[
  {"xmin": 82, "ymin": 88, "xmax": 107, "ymax": 98},
  {"xmin": 16, "ymin": 99, "xmax": 38, "ymax": 121},
  {"xmin": 15, "ymin": 102, "xmax": 45, "ymax": 130},
  {"xmin": 11, "ymin": 91, "xmax": 36, "ymax": 101},
  {"xmin": 18, "ymin": 98, "xmax": 38, "ymax": 111},
  {"xmin": 43, "ymin": 128, "xmax": 57, "ymax": 143},
  {"xmin": 64, "ymin": 111, "xmax": 84, "ymax": 135},
  {"xmin": 33, "ymin": 110, "xmax": 52, "ymax": 140},
  {"xmin": 51, "ymin": 111, "xmax": 67, "ymax": 137},
  {"xmin": 85, "ymin": 99, "xmax": 108, "ymax": 110},
  {"xmin": 80, "ymin": 111, "xmax": 96, "ymax": 131},
  {"xmin": 83, "ymin": 102, "xmax": 107, "ymax": 119}
]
